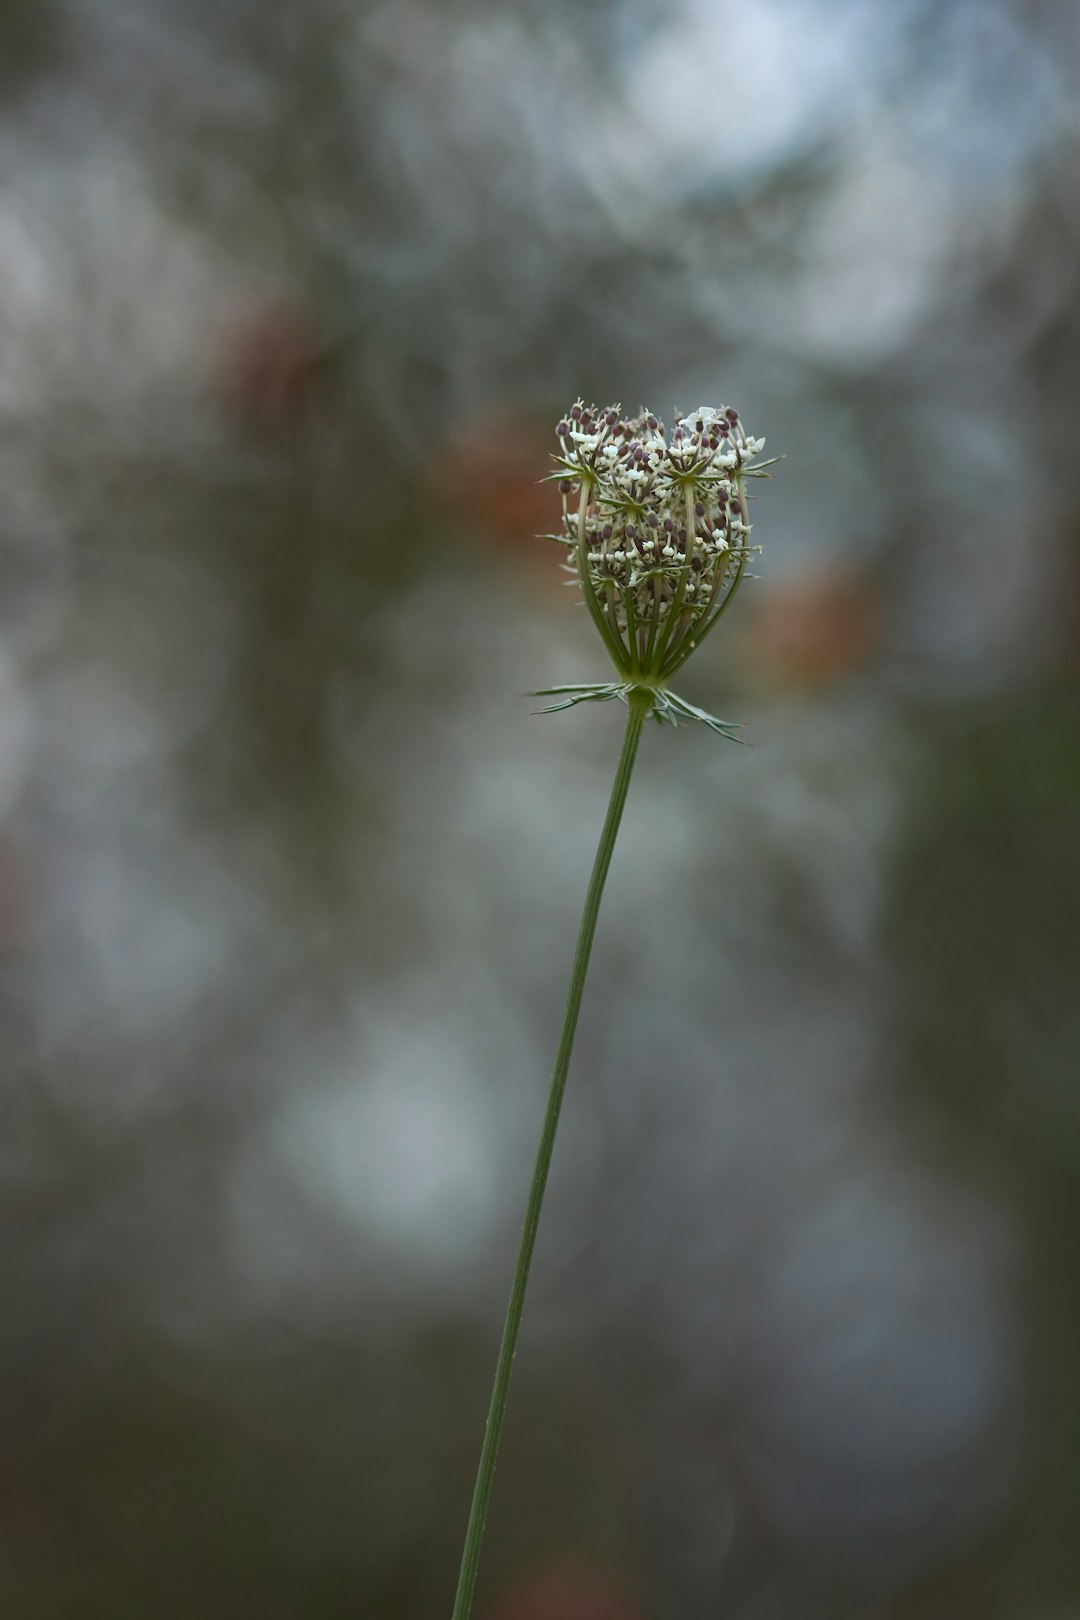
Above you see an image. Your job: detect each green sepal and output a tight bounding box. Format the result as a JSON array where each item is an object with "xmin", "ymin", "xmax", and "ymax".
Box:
[
  {"xmin": 529, "ymin": 683, "xmax": 625, "ymax": 714},
  {"xmin": 529, "ymin": 682, "xmax": 745, "ymax": 741}
]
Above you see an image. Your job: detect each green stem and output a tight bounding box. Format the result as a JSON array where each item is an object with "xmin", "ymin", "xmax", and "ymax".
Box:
[{"xmin": 450, "ymin": 693, "xmax": 650, "ymax": 1620}]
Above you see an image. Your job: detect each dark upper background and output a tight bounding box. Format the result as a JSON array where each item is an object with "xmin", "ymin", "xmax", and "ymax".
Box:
[{"xmin": 1, "ymin": 2, "xmax": 1079, "ymax": 1617}]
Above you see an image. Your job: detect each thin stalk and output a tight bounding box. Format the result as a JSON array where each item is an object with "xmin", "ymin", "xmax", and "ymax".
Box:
[
  {"xmin": 622, "ymin": 581, "xmax": 640, "ymax": 676},
  {"xmin": 450, "ymin": 693, "xmax": 650, "ymax": 1620},
  {"xmin": 576, "ymin": 483, "xmax": 629, "ymax": 676},
  {"xmin": 661, "ymin": 466, "xmax": 751, "ymax": 678},
  {"xmin": 648, "ymin": 481, "xmax": 696, "ymax": 675}
]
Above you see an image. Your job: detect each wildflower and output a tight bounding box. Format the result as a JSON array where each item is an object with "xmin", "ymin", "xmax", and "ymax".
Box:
[
  {"xmin": 452, "ymin": 394, "xmax": 781, "ymax": 1620},
  {"xmin": 537, "ymin": 401, "xmax": 780, "ymax": 738}
]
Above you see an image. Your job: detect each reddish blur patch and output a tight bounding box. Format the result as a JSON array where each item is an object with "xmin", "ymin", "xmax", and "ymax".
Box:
[
  {"xmin": 440, "ymin": 412, "xmax": 562, "ymax": 582},
  {"xmin": 209, "ymin": 296, "xmax": 329, "ymax": 431},
  {"xmin": 750, "ymin": 567, "xmax": 881, "ymax": 688},
  {"xmin": 488, "ymin": 1562, "xmax": 644, "ymax": 1620}
]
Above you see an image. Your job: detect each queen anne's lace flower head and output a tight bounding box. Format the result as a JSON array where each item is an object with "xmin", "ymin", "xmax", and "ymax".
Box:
[{"xmin": 537, "ymin": 401, "xmax": 778, "ymax": 737}]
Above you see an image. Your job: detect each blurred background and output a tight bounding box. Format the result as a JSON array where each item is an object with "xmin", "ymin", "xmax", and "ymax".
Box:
[{"xmin": 1, "ymin": 1, "xmax": 1079, "ymax": 1616}]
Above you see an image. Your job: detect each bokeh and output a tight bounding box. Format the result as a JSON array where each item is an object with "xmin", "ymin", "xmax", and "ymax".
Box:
[{"xmin": 2, "ymin": 2, "xmax": 1079, "ymax": 1616}]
